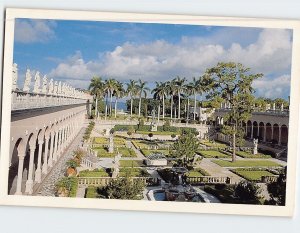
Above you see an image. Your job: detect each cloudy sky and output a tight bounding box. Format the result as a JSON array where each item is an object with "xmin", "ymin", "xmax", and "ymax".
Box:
[{"xmin": 13, "ymin": 19, "xmax": 293, "ymax": 99}]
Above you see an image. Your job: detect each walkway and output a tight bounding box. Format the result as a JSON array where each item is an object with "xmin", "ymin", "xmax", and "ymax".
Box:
[
  {"xmin": 199, "ymin": 158, "xmax": 242, "ymax": 184},
  {"xmin": 34, "ymin": 127, "xmax": 86, "ymax": 196}
]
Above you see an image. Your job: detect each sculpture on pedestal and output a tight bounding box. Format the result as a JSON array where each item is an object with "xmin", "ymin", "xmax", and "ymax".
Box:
[
  {"xmin": 150, "ymin": 109, "xmax": 158, "ymax": 132},
  {"xmin": 48, "ymin": 79, "xmax": 54, "ymax": 94},
  {"xmin": 253, "ymin": 138, "xmax": 258, "ymax": 155},
  {"xmin": 12, "ymin": 63, "xmax": 18, "ymax": 90},
  {"xmin": 42, "ymin": 75, "xmax": 48, "ymax": 93},
  {"xmin": 23, "ymin": 69, "xmax": 32, "ymax": 92},
  {"xmin": 33, "ymin": 71, "xmax": 41, "ymax": 93}
]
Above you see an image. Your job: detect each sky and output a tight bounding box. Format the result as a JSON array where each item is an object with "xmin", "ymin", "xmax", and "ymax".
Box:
[{"xmin": 13, "ymin": 18, "xmax": 293, "ymax": 100}]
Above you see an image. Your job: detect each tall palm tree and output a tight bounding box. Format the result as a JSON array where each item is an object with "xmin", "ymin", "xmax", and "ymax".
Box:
[
  {"xmin": 151, "ymin": 81, "xmax": 168, "ymax": 121},
  {"xmin": 173, "ymin": 76, "xmax": 186, "ymax": 120},
  {"xmin": 105, "ymin": 78, "xmax": 118, "ymax": 117},
  {"xmin": 126, "ymin": 80, "xmax": 138, "ymax": 117},
  {"xmin": 136, "ymin": 79, "xmax": 149, "ymax": 117},
  {"xmin": 88, "ymin": 76, "xmax": 104, "ymax": 118},
  {"xmin": 113, "ymin": 81, "xmax": 125, "ymax": 119},
  {"xmin": 188, "ymin": 77, "xmax": 203, "ymax": 121},
  {"xmin": 166, "ymin": 80, "xmax": 177, "ymax": 120}
]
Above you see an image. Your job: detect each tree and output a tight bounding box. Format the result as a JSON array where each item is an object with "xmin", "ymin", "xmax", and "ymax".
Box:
[
  {"xmin": 105, "ymin": 78, "xmax": 118, "ymax": 117},
  {"xmin": 148, "ymin": 132, "xmax": 153, "ymax": 141},
  {"xmin": 267, "ymin": 167, "xmax": 287, "ymax": 206},
  {"xmin": 173, "ymin": 77, "xmax": 187, "ymax": 120},
  {"xmin": 166, "ymin": 79, "xmax": 177, "ymax": 120},
  {"xmin": 126, "ymin": 80, "xmax": 138, "ymax": 117},
  {"xmin": 205, "ymin": 62, "xmax": 263, "ymax": 162},
  {"xmin": 89, "ymin": 76, "xmax": 104, "ymax": 118},
  {"xmin": 235, "ymin": 180, "xmax": 261, "ymax": 204},
  {"xmin": 171, "ymin": 131, "xmax": 200, "ymax": 161},
  {"xmin": 136, "ymin": 79, "xmax": 150, "ymax": 117},
  {"xmin": 113, "ymin": 81, "xmax": 125, "ymax": 119},
  {"xmin": 104, "ymin": 176, "xmax": 146, "ymax": 200}
]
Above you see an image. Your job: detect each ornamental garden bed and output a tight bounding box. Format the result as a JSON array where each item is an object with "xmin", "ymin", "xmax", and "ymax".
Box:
[
  {"xmin": 94, "ymin": 147, "xmax": 116, "ymax": 158},
  {"xmin": 213, "ymin": 160, "xmax": 282, "ymax": 168},
  {"xmin": 119, "ymin": 160, "xmax": 144, "ymax": 167},
  {"xmin": 230, "ymin": 168, "xmax": 277, "ymax": 182},
  {"xmin": 197, "ymin": 150, "xmax": 230, "ymax": 158},
  {"xmin": 187, "ymin": 168, "xmax": 210, "ymax": 177},
  {"xmin": 199, "ymin": 140, "xmax": 228, "ymax": 149},
  {"xmin": 141, "ymin": 149, "xmax": 171, "ymax": 157},
  {"xmin": 78, "ymin": 169, "xmax": 110, "ymax": 177},
  {"xmin": 118, "ymin": 168, "xmax": 150, "ymax": 177},
  {"xmin": 236, "ymin": 151, "xmax": 272, "ymax": 159},
  {"xmin": 118, "ymin": 147, "xmax": 137, "ymax": 157},
  {"xmin": 92, "ymin": 137, "xmax": 126, "ymax": 146}
]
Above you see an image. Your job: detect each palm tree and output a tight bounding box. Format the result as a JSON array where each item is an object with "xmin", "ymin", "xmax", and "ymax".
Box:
[
  {"xmin": 126, "ymin": 80, "xmax": 138, "ymax": 117},
  {"xmin": 173, "ymin": 76, "xmax": 186, "ymax": 120},
  {"xmin": 166, "ymin": 80, "xmax": 176, "ymax": 120},
  {"xmin": 113, "ymin": 81, "xmax": 125, "ymax": 119},
  {"xmin": 105, "ymin": 78, "xmax": 118, "ymax": 117},
  {"xmin": 88, "ymin": 76, "xmax": 104, "ymax": 118},
  {"xmin": 188, "ymin": 77, "xmax": 203, "ymax": 121},
  {"xmin": 136, "ymin": 79, "xmax": 149, "ymax": 117},
  {"xmin": 151, "ymin": 81, "xmax": 168, "ymax": 121},
  {"xmin": 183, "ymin": 85, "xmax": 193, "ymax": 122}
]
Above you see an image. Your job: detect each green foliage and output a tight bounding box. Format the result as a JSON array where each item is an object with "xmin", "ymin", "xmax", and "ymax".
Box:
[
  {"xmin": 236, "ymin": 151, "xmax": 272, "ymax": 159},
  {"xmin": 83, "ymin": 121, "xmax": 95, "ymax": 141},
  {"xmin": 55, "ymin": 177, "xmax": 78, "ymax": 197},
  {"xmin": 171, "ymin": 131, "xmax": 200, "ymax": 159},
  {"xmin": 231, "ymin": 168, "xmax": 276, "ymax": 182},
  {"xmin": 104, "ymin": 176, "xmax": 146, "ymax": 200},
  {"xmin": 66, "ymin": 159, "xmax": 79, "ymax": 169},
  {"xmin": 267, "ymin": 167, "xmax": 286, "ymax": 205},
  {"xmin": 78, "ymin": 169, "xmax": 109, "ymax": 177},
  {"xmin": 197, "ymin": 150, "xmax": 230, "ymax": 158},
  {"xmin": 234, "ymin": 180, "xmax": 261, "ymax": 204},
  {"xmin": 85, "ymin": 186, "xmax": 98, "ymax": 198}
]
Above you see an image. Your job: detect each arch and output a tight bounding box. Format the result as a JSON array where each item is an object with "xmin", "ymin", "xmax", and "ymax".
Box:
[
  {"xmin": 253, "ymin": 121, "xmax": 258, "ymax": 138},
  {"xmin": 281, "ymin": 124, "xmax": 288, "ymax": 146},
  {"xmin": 266, "ymin": 123, "xmax": 272, "ymax": 142},
  {"xmin": 273, "ymin": 124, "xmax": 280, "ymax": 144},
  {"xmin": 246, "ymin": 120, "xmax": 252, "ymax": 138},
  {"xmin": 258, "ymin": 122, "xmax": 265, "ymax": 141}
]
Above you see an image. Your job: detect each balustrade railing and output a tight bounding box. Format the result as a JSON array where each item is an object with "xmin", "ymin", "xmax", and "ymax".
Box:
[
  {"xmin": 186, "ymin": 176, "xmax": 231, "ymax": 184},
  {"xmin": 11, "ymin": 90, "xmax": 90, "ymax": 111}
]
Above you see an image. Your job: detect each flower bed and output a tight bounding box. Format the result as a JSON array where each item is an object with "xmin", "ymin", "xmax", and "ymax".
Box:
[
  {"xmin": 197, "ymin": 150, "xmax": 230, "ymax": 158},
  {"xmin": 236, "ymin": 151, "xmax": 272, "ymax": 159},
  {"xmin": 118, "ymin": 147, "xmax": 137, "ymax": 157},
  {"xmin": 213, "ymin": 160, "xmax": 282, "ymax": 168},
  {"xmin": 78, "ymin": 169, "xmax": 109, "ymax": 177},
  {"xmin": 231, "ymin": 168, "xmax": 277, "ymax": 182}
]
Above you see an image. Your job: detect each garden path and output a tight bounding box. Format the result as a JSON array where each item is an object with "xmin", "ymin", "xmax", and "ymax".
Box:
[
  {"xmin": 126, "ymin": 140, "xmax": 146, "ymax": 160},
  {"xmin": 199, "ymin": 158, "xmax": 242, "ymax": 184}
]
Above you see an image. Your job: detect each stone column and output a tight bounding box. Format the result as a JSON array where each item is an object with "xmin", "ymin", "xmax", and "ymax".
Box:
[
  {"xmin": 57, "ymin": 129, "xmax": 62, "ymax": 157},
  {"xmin": 34, "ymin": 139, "xmax": 44, "ymax": 183},
  {"xmin": 53, "ymin": 130, "xmax": 59, "ymax": 162},
  {"xmin": 25, "ymin": 143, "xmax": 36, "ymax": 194},
  {"xmin": 278, "ymin": 125, "xmax": 282, "ymax": 145},
  {"xmin": 271, "ymin": 125, "xmax": 274, "ymax": 141},
  {"xmin": 42, "ymin": 135, "xmax": 50, "ymax": 174},
  {"xmin": 257, "ymin": 125, "xmax": 260, "ymax": 138},
  {"xmin": 15, "ymin": 152, "xmax": 25, "ymax": 195},
  {"xmin": 48, "ymin": 132, "xmax": 54, "ymax": 167},
  {"xmin": 263, "ymin": 125, "xmax": 267, "ymax": 142},
  {"xmin": 251, "ymin": 123, "xmax": 254, "ymax": 139}
]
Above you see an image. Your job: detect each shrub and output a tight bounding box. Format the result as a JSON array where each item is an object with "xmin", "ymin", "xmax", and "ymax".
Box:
[{"xmin": 234, "ymin": 180, "xmax": 261, "ymax": 204}]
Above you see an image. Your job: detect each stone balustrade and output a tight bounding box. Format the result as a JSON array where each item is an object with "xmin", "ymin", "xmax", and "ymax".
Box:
[
  {"xmin": 77, "ymin": 176, "xmax": 160, "ymax": 187},
  {"xmin": 261, "ymin": 175, "xmax": 279, "ymax": 183},
  {"xmin": 186, "ymin": 176, "xmax": 231, "ymax": 184},
  {"xmin": 11, "ymin": 63, "xmax": 92, "ymax": 110}
]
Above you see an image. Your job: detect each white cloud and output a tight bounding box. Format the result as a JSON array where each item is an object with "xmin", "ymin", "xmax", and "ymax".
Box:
[
  {"xmin": 48, "ymin": 28, "xmax": 292, "ymax": 97},
  {"xmin": 15, "ymin": 19, "xmax": 56, "ymax": 43}
]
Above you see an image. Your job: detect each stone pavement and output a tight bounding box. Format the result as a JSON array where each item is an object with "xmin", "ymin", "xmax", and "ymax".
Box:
[
  {"xmin": 34, "ymin": 127, "xmax": 86, "ymax": 196},
  {"xmin": 199, "ymin": 158, "xmax": 243, "ymax": 184}
]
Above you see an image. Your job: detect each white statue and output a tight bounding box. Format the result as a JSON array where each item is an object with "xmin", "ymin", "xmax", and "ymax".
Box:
[
  {"xmin": 12, "ymin": 63, "xmax": 18, "ymax": 90},
  {"xmin": 272, "ymin": 103, "xmax": 276, "ymax": 111},
  {"xmin": 23, "ymin": 69, "xmax": 32, "ymax": 92},
  {"xmin": 33, "ymin": 71, "xmax": 41, "ymax": 93},
  {"xmin": 280, "ymin": 103, "xmax": 284, "ymax": 112},
  {"xmin": 48, "ymin": 79, "xmax": 54, "ymax": 94},
  {"xmin": 253, "ymin": 138, "xmax": 258, "ymax": 155},
  {"xmin": 42, "ymin": 75, "xmax": 48, "ymax": 93},
  {"xmin": 58, "ymin": 81, "xmax": 62, "ymax": 94},
  {"xmin": 54, "ymin": 81, "xmax": 58, "ymax": 94}
]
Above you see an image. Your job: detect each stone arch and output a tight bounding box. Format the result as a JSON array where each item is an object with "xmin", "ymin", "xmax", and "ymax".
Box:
[
  {"xmin": 246, "ymin": 120, "xmax": 252, "ymax": 138},
  {"xmin": 8, "ymin": 138, "xmax": 25, "ymax": 194},
  {"xmin": 258, "ymin": 122, "xmax": 265, "ymax": 141},
  {"xmin": 253, "ymin": 121, "xmax": 258, "ymax": 138},
  {"xmin": 281, "ymin": 124, "xmax": 288, "ymax": 146},
  {"xmin": 266, "ymin": 123, "xmax": 272, "ymax": 142},
  {"xmin": 273, "ymin": 124, "xmax": 280, "ymax": 144}
]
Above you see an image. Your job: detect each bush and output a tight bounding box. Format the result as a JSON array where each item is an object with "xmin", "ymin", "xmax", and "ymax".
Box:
[{"xmin": 235, "ymin": 180, "xmax": 261, "ymax": 204}]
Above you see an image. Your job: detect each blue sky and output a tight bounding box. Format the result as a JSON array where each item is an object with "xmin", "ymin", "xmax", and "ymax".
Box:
[{"xmin": 13, "ymin": 19, "xmax": 293, "ymax": 99}]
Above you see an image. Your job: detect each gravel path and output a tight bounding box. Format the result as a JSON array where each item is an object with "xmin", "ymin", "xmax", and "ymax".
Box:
[{"xmin": 34, "ymin": 127, "xmax": 86, "ymax": 196}]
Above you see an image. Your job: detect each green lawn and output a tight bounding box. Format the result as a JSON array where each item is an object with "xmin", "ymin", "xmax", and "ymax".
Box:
[
  {"xmin": 118, "ymin": 147, "xmax": 137, "ymax": 157},
  {"xmin": 141, "ymin": 149, "xmax": 170, "ymax": 157},
  {"xmin": 197, "ymin": 150, "xmax": 230, "ymax": 158},
  {"xmin": 119, "ymin": 160, "xmax": 143, "ymax": 167},
  {"xmin": 200, "ymin": 140, "xmax": 228, "ymax": 148},
  {"xmin": 236, "ymin": 151, "xmax": 272, "ymax": 159},
  {"xmin": 231, "ymin": 169, "xmax": 276, "ymax": 182},
  {"xmin": 85, "ymin": 186, "xmax": 98, "ymax": 198},
  {"xmin": 118, "ymin": 168, "xmax": 150, "ymax": 177},
  {"xmin": 78, "ymin": 169, "xmax": 109, "ymax": 177},
  {"xmin": 213, "ymin": 160, "xmax": 282, "ymax": 167},
  {"xmin": 187, "ymin": 168, "xmax": 210, "ymax": 177},
  {"xmin": 136, "ymin": 130, "xmax": 176, "ymax": 136},
  {"xmin": 132, "ymin": 140, "xmax": 157, "ymax": 149},
  {"xmin": 94, "ymin": 148, "xmax": 117, "ymax": 158},
  {"xmin": 93, "ymin": 137, "xmax": 126, "ymax": 146}
]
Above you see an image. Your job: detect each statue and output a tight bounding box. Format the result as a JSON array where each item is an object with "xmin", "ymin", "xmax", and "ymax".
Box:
[
  {"xmin": 108, "ymin": 133, "xmax": 114, "ymax": 153},
  {"xmin": 54, "ymin": 81, "xmax": 58, "ymax": 94},
  {"xmin": 253, "ymin": 138, "xmax": 258, "ymax": 155},
  {"xmin": 23, "ymin": 69, "xmax": 32, "ymax": 92},
  {"xmin": 33, "ymin": 71, "xmax": 41, "ymax": 93},
  {"xmin": 272, "ymin": 103, "xmax": 276, "ymax": 111},
  {"xmin": 42, "ymin": 75, "xmax": 48, "ymax": 93},
  {"xmin": 12, "ymin": 63, "xmax": 18, "ymax": 90},
  {"xmin": 150, "ymin": 109, "xmax": 157, "ymax": 132},
  {"xmin": 280, "ymin": 103, "xmax": 284, "ymax": 112},
  {"xmin": 58, "ymin": 81, "xmax": 62, "ymax": 94},
  {"xmin": 48, "ymin": 79, "xmax": 54, "ymax": 94}
]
